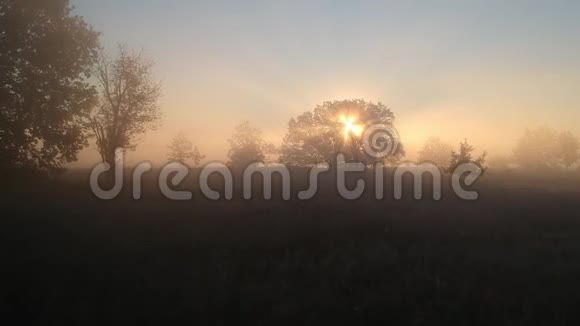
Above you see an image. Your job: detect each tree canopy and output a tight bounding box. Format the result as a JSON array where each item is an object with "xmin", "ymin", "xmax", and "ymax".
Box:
[
  {"xmin": 167, "ymin": 132, "xmax": 205, "ymax": 166},
  {"xmin": 0, "ymin": 0, "xmax": 99, "ymax": 170},
  {"xmin": 447, "ymin": 139, "xmax": 487, "ymax": 173},
  {"xmin": 88, "ymin": 45, "xmax": 162, "ymax": 167},
  {"xmin": 418, "ymin": 137, "xmax": 453, "ymax": 168},
  {"xmin": 279, "ymin": 99, "xmax": 404, "ymax": 166},
  {"xmin": 513, "ymin": 127, "xmax": 578, "ymax": 170},
  {"xmin": 558, "ymin": 131, "xmax": 579, "ymax": 168},
  {"xmin": 227, "ymin": 121, "xmax": 269, "ymax": 167}
]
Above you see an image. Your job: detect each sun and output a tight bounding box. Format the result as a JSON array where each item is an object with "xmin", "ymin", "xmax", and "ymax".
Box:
[{"xmin": 339, "ymin": 115, "xmax": 364, "ymax": 139}]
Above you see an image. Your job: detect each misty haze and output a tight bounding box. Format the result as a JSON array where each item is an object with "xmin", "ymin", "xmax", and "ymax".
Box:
[{"xmin": 2, "ymin": 0, "xmax": 580, "ymax": 324}]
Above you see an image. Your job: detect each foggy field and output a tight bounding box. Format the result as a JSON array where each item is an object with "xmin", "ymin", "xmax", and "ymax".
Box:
[
  {"xmin": 3, "ymin": 1, "xmax": 580, "ymax": 323},
  {"xmin": 2, "ymin": 170, "xmax": 580, "ymax": 324}
]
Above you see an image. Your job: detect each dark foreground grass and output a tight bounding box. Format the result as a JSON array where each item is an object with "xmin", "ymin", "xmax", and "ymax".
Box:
[{"xmin": 1, "ymin": 169, "xmax": 580, "ymax": 324}]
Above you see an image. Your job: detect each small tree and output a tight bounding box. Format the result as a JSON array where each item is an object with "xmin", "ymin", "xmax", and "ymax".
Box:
[
  {"xmin": 88, "ymin": 45, "xmax": 162, "ymax": 168},
  {"xmin": 513, "ymin": 127, "xmax": 560, "ymax": 170},
  {"xmin": 558, "ymin": 131, "xmax": 579, "ymax": 168},
  {"xmin": 447, "ymin": 139, "xmax": 487, "ymax": 173},
  {"xmin": 227, "ymin": 121, "xmax": 269, "ymax": 167},
  {"xmin": 167, "ymin": 133, "xmax": 205, "ymax": 166},
  {"xmin": 418, "ymin": 137, "xmax": 453, "ymax": 168}
]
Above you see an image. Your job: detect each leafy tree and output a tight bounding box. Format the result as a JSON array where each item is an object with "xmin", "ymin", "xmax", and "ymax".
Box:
[
  {"xmin": 418, "ymin": 137, "xmax": 453, "ymax": 168},
  {"xmin": 227, "ymin": 121, "xmax": 269, "ymax": 167},
  {"xmin": 88, "ymin": 45, "xmax": 162, "ymax": 168},
  {"xmin": 447, "ymin": 139, "xmax": 487, "ymax": 173},
  {"xmin": 167, "ymin": 132, "xmax": 205, "ymax": 166},
  {"xmin": 513, "ymin": 127, "xmax": 560, "ymax": 170},
  {"xmin": 279, "ymin": 99, "xmax": 404, "ymax": 166},
  {"xmin": 558, "ymin": 131, "xmax": 579, "ymax": 168},
  {"xmin": 0, "ymin": 0, "xmax": 99, "ymax": 170}
]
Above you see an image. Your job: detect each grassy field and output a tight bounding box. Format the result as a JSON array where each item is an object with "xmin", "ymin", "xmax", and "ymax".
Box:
[{"xmin": 2, "ymin": 168, "xmax": 580, "ymax": 324}]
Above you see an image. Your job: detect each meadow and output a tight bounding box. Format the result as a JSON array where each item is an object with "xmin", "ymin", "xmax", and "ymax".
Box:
[{"xmin": 2, "ymin": 169, "xmax": 580, "ymax": 324}]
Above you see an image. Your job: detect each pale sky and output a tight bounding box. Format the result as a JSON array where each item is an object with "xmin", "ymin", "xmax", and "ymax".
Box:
[{"xmin": 70, "ymin": 0, "xmax": 580, "ymax": 166}]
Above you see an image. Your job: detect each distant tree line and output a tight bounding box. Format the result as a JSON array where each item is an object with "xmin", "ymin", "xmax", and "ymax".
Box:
[
  {"xmin": 513, "ymin": 127, "xmax": 579, "ymax": 170},
  {"xmin": 417, "ymin": 127, "xmax": 579, "ymax": 172}
]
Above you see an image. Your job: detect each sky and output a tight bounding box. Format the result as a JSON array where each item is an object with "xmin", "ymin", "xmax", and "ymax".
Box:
[{"xmin": 70, "ymin": 0, "xmax": 580, "ymax": 166}]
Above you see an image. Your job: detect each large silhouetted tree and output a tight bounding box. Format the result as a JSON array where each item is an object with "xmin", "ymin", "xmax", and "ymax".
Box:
[
  {"xmin": 279, "ymin": 99, "xmax": 404, "ymax": 166},
  {"xmin": 167, "ymin": 132, "xmax": 205, "ymax": 166},
  {"xmin": 418, "ymin": 137, "xmax": 453, "ymax": 168},
  {"xmin": 0, "ymin": 0, "xmax": 99, "ymax": 170},
  {"xmin": 89, "ymin": 45, "xmax": 162, "ymax": 168},
  {"xmin": 227, "ymin": 121, "xmax": 269, "ymax": 167}
]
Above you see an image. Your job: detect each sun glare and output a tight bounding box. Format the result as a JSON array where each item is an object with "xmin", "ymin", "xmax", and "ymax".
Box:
[{"xmin": 339, "ymin": 115, "xmax": 364, "ymax": 139}]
